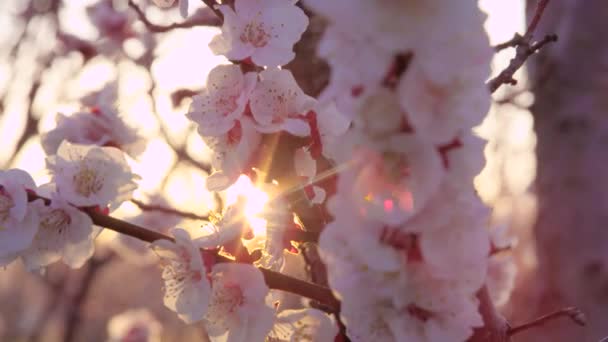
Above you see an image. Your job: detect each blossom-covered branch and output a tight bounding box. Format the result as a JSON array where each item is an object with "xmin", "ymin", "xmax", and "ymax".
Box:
[{"xmin": 26, "ymin": 191, "xmax": 340, "ymax": 311}]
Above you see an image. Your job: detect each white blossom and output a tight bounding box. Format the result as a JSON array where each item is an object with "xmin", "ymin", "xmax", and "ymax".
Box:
[
  {"xmin": 41, "ymin": 105, "xmax": 144, "ymax": 158},
  {"xmin": 203, "ymin": 263, "xmax": 274, "ymax": 342},
  {"xmin": 355, "ymin": 88, "xmax": 409, "ymax": 138},
  {"xmin": 294, "ymin": 148, "xmax": 325, "ymax": 204},
  {"xmin": 322, "ymin": 187, "xmax": 487, "ymax": 342},
  {"xmin": 392, "ymin": 266, "xmax": 484, "ymax": 342},
  {"xmin": 204, "ymin": 117, "xmax": 262, "ymax": 191},
  {"xmin": 151, "ymin": 228, "xmax": 210, "ymax": 324},
  {"xmin": 419, "ymin": 224, "xmax": 489, "ymax": 292},
  {"xmin": 337, "ymin": 133, "xmax": 444, "ymax": 226},
  {"xmin": 249, "ymin": 69, "xmax": 316, "ymax": 136},
  {"xmin": 107, "ymin": 308, "xmax": 162, "ymax": 342},
  {"xmin": 268, "ymin": 308, "xmax": 337, "ymax": 341},
  {"xmin": 46, "ymin": 141, "xmax": 139, "ymax": 211},
  {"xmin": 439, "ymin": 133, "xmax": 487, "ymax": 184},
  {"xmin": 339, "ymin": 299, "xmax": 402, "ymax": 342},
  {"xmin": 209, "ymin": 0, "xmax": 308, "ymax": 67},
  {"xmin": 316, "ymin": 26, "xmax": 393, "ymax": 117},
  {"xmin": 22, "ymin": 193, "xmax": 100, "ymax": 270},
  {"xmin": 256, "ymin": 191, "xmax": 290, "ymax": 271},
  {"xmin": 0, "ymin": 169, "xmax": 39, "ymax": 266},
  {"xmin": 194, "ymin": 199, "xmax": 249, "ymax": 248},
  {"xmin": 305, "ymin": 0, "xmax": 484, "ymax": 53},
  {"xmin": 397, "ymin": 61, "xmax": 491, "ymax": 144},
  {"xmin": 187, "ymin": 64, "xmax": 257, "ymax": 137}
]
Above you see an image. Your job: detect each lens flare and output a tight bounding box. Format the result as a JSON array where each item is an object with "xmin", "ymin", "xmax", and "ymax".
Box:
[{"xmin": 225, "ymin": 175, "xmax": 269, "ymax": 237}]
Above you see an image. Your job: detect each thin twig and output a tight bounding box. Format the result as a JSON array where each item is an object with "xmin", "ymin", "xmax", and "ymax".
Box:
[
  {"xmin": 28, "ymin": 193, "xmax": 340, "ymax": 312},
  {"xmin": 508, "ymin": 307, "xmax": 586, "ymax": 337},
  {"xmin": 63, "ymin": 255, "xmax": 113, "ymax": 342},
  {"xmin": 488, "ymin": 34, "xmax": 557, "ymax": 93},
  {"xmin": 525, "ymin": 0, "xmax": 551, "ymax": 38},
  {"xmin": 493, "ymin": 33, "xmax": 525, "ymax": 52},
  {"xmin": 530, "ymin": 34, "xmax": 559, "ymax": 52},
  {"xmin": 144, "ymin": 42, "xmax": 212, "ymax": 174},
  {"xmin": 131, "ymin": 198, "xmax": 210, "ymax": 221},
  {"xmin": 28, "ymin": 267, "xmax": 68, "ymax": 342},
  {"xmin": 487, "ymin": 0, "xmax": 557, "ymax": 93},
  {"xmin": 128, "ymin": 0, "xmax": 220, "ymax": 33},
  {"xmin": 200, "ymin": 0, "xmax": 223, "ymax": 21}
]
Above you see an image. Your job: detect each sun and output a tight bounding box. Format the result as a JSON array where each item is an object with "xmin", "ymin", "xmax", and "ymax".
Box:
[{"xmin": 224, "ymin": 174, "xmax": 269, "ymax": 237}]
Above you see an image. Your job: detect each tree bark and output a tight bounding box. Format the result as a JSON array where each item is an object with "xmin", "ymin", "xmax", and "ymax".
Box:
[{"xmin": 525, "ymin": 1, "xmax": 608, "ymax": 340}]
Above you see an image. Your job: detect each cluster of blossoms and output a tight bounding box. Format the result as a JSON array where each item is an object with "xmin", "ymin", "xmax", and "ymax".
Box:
[
  {"xmin": 0, "ymin": 135, "xmax": 139, "ymax": 271},
  {"xmin": 151, "ymin": 1, "xmax": 339, "ymax": 339},
  {"xmin": 302, "ymin": 0, "xmax": 514, "ymax": 340},
  {"xmin": 0, "ymin": 96, "xmax": 144, "ymax": 271},
  {"xmin": 0, "ymin": 0, "xmax": 517, "ymax": 340},
  {"xmin": 176, "ymin": 0, "xmax": 515, "ymax": 340}
]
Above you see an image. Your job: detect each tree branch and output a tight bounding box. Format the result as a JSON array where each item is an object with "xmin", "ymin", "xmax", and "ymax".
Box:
[
  {"xmin": 130, "ymin": 198, "xmax": 210, "ymax": 221},
  {"xmin": 200, "ymin": 0, "xmax": 224, "ymax": 21},
  {"xmin": 507, "ymin": 307, "xmax": 586, "ymax": 337},
  {"xmin": 487, "ymin": 0, "xmax": 557, "ymax": 93},
  {"xmin": 128, "ymin": 0, "xmax": 220, "ymax": 32},
  {"xmin": 469, "ymin": 286, "xmax": 511, "ymax": 341},
  {"xmin": 63, "ymin": 254, "xmax": 113, "ymax": 342},
  {"xmin": 27, "ymin": 192, "xmax": 340, "ymax": 312}
]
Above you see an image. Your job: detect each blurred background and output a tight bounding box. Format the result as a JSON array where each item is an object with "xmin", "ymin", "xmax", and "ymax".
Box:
[{"xmin": 0, "ymin": 0, "xmax": 554, "ymax": 341}]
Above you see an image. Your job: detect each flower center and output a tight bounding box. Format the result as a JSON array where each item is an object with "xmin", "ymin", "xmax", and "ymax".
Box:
[
  {"xmin": 226, "ymin": 121, "xmax": 242, "ymax": 147},
  {"xmin": 210, "ymin": 283, "xmax": 244, "ymax": 316},
  {"xmin": 73, "ymin": 164, "xmax": 104, "ymax": 197},
  {"xmin": 0, "ymin": 186, "xmax": 14, "ymax": 222},
  {"xmin": 215, "ymin": 94, "xmax": 239, "ymax": 116},
  {"xmin": 40, "ymin": 209, "xmax": 71, "ymax": 233},
  {"xmin": 291, "ymin": 322, "xmax": 315, "ymax": 341},
  {"xmin": 240, "ymin": 21, "xmax": 270, "ymax": 48}
]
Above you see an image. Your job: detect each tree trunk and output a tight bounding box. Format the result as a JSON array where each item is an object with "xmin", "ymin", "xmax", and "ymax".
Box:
[{"xmin": 525, "ymin": 1, "xmax": 608, "ymax": 341}]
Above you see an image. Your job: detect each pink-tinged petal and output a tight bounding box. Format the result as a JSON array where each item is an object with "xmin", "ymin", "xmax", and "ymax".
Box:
[
  {"xmin": 282, "ymin": 118, "xmax": 310, "ymax": 136},
  {"xmin": 311, "ymin": 186, "xmax": 326, "ymax": 204},
  {"xmin": 253, "ymin": 122, "xmax": 282, "ymax": 134},
  {"xmin": 234, "ymin": 0, "xmax": 262, "ymax": 17},
  {"xmin": 262, "ymin": 4, "xmax": 308, "ymax": 44},
  {"xmin": 194, "ymin": 116, "xmax": 236, "ymax": 136},
  {"xmin": 175, "ymin": 280, "xmax": 210, "ymax": 323},
  {"xmin": 294, "ymin": 148, "xmax": 316, "ymax": 178},
  {"xmin": 152, "ymin": 0, "xmax": 175, "ymax": 8},
  {"xmin": 206, "ymin": 171, "xmax": 235, "ymax": 192},
  {"xmin": 0, "ymin": 204, "xmax": 39, "ymax": 266},
  {"xmin": 316, "ymin": 102, "xmax": 351, "ymax": 136},
  {"xmin": 251, "ymin": 43, "xmax": 294, "ymax": 68}
]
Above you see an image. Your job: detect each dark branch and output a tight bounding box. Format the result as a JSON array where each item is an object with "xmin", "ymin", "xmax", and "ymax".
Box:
[
  {"xmin": 128, "ymin": 0, "xmax": 220, "ymax": 33},
  {"xmin": 63, "ymin": 255, "xmax": 112, "ymax": 342},
  {"xmin": 200, "ymin": 0, "xmax": 224, "ymax": 21},
  {"xmin": 487, "ymin": 0, "xmax": 557, "ymax": 93},
  {"xmin": 131, "ymin": 198, "xmax": 210, "ymax": 221},
  {"xmin": 27, "ymin": 192, "xmax": 340, "ymax": 312},
  {"xmin": 525, "ymin": 0, "xmax": 551, "ymax": 38},
  {"xmin": 508, "ymin": 307, "xmax": 586, "ymax": 337}
]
